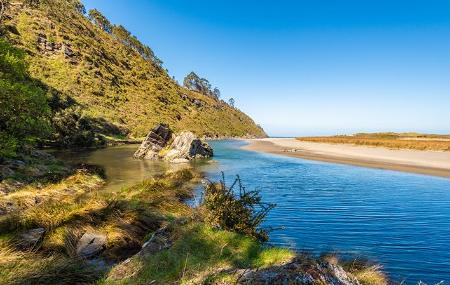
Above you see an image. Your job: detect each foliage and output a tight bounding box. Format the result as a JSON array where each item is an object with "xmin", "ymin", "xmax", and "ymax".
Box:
[
  {"xmin": 202, "ymin": 174, "xmax": 276, "ymax": 242},
  {"xmin": 112, "ymin": 24, "xmax": 162, "ymax": 66},
  {"xmin": 183, "ymin": 71, "xmax": 221, "ymax": 99},
  {"xmin": 51, "ymin": 105, "xmax": 105, "ymax": 147},
  {"xmin": 88, "ymin": 8, "xmax": 112, "ymax": 33},
  {"xmin": 228, "ymin": 97, "xmax": 235, "ymax": 108},
  {"xmin": 0, "ymin": 38, "xmax": 50, "ymax": 158}
]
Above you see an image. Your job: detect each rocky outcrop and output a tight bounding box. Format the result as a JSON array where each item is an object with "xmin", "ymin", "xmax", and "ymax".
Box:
[
  {"xmin": 133, "ymin": 124, "xmax": 172, "ymax": 159},
  {"xmin": 164, "ymin": 131, "xmax": 213, "ymax": 162},
  {"xmin": 76, "ymin": 232, "xmax": 107, "ymax": 258},
  {"xmin": 134, "ymin": 125, "xmax": 213, "ymax": 162},
  {"xmin": 237, "ymin": 257, "xmax": 360, "ymax": 285}
]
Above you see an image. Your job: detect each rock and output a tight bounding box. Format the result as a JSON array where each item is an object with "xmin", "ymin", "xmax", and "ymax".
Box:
[
  {"xmin": 8, "ymin": 160, "xmax": 25, "ymax": 170},
  {"xmin": 62, "ymin": 43, "xmax": 74, "ymax": 57},
  {"xmin": 164, "ymin": 131, "xmax": 213, "ymax": 161},
  {"xmin": 237, "ymin": 257, "xmax": 360, "ymax": 285},
  {"xmin": 134, "ymin": 124, "xmax": 172, "ymax": 159},
  {"xmin": 76, "ymin": 232, "xmax": 107, "ymax": 258},
  {"xmin": 192, "ymin": 99, "xmax": 203, "ymax": 107},
  {"xmin": 18, "ymin": 228, "xmax": 45, "ymax": 249},
  {"xmin": 139, "ymin": 226, "xmax": 172, "ymax": 257},
  {"xmin": 0, "ymin": 166, "xmax": 14, "ymax": 180}
]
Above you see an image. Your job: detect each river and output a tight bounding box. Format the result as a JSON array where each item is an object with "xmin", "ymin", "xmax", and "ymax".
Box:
[{"xmin": 55, "ymin": 140, "xmax": 450, "ymax": 284}]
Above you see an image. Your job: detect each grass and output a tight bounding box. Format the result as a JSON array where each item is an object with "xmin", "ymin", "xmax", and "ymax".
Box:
[
  {"xmin": 0, "ymin": 167, "xmax": 203, "ymax": 285},
  {"xmin": 298, "ymin": 132, "xmax": 450, "ymax": 151},
  {"xmin": 102, "ymin": 223, "xmax": 295, "ymax": 285}
]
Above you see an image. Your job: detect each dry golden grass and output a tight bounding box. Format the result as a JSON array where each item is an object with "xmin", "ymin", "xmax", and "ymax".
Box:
[{"xmin": 298, "ymin": 134, "xmax": 450, "ymax": 151}]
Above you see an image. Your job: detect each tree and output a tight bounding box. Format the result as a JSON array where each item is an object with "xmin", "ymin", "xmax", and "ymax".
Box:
[
  {"xmin": 212, "ymin": 87, "xmax": 221, "ymax": 99},
  {"xmin": 183, "ymin": 71, "xmax": 202, "ymax": 92},
  {"xmin": 183, "ymin": 72, "xmax": 219, "ymax": 99},
  {"xmin": 112, "ymin": 25, "xmax": 162, "ymax": 66},
  {"xmin": 88, "ymin": 9, "xmax": 112, "ymax": 33},
  {"xmin": 0, "ymin": 39, "xmax": 51, "ymax": 157},
  {"xmin": 228, "ymin": 98, "xmax": 235, "ymax": 108},
  {"xmin": 74, "ymin": 0, "xmax": 86, "ymax": 15}
]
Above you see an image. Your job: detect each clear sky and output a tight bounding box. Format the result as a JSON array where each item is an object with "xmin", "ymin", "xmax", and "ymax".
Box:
[{"xmin": 83, "ymin": 0, "xmax": 450, "ymax": 137}]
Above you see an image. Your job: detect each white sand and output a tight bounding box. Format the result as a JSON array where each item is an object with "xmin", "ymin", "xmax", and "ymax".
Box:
[{"xmin": 250, "ymin": 138, "xmax": 450, "ymax": 171}]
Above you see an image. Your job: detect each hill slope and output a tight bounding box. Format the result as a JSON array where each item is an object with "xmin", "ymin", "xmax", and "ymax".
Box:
[{"xmin": 2, "ymin": 0, "xmax": 266, "ymax": 139}]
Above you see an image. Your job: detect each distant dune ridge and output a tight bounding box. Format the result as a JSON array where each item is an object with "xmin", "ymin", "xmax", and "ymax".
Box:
[
  {"xmin": 2, "ymin": 0, "xmax": 266, "ymax": 139},
  {"xmin": 298, "ymin": 132, "xmax": 450, "ymax": 152}
]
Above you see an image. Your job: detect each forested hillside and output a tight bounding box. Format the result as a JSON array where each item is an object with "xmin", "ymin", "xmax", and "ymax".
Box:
[{"xmin": 0, "ymin": 0, "xmax": 265, "ymax": 151}]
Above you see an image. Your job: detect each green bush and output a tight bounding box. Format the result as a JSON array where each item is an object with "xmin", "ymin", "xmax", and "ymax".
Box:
[
  {"xmin": 0, "ymin": 39, "xmax": 51, "ymax": 158},
  {"xmin": 202, "ymin": 174, "xmax": 275, "ymax": 241},
  {"xmin": 51, "ymin": 106, "xmax": 104, "ymax": 147}
]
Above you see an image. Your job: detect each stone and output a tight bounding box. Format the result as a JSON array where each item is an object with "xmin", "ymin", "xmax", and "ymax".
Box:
[
  {"xmin": 18, "ymin": 228, "xmax": 45, "ymax": 249},
  {"xmin": 133, "ymin": 124, "xmax": 172, "ymax": 159},
  {"xmin": 76, "ymin": 232, "xmax": 107, "ymax": 258},
  {"xmin": 163, "ymin": 131, "xmax": 213, "ymax": 162},
  {"xmin": 8, "ymin": 160, "xmax": 25, "ymax": 170},
  {"xmin": 62, "ymin": 44, "xmax": 74, "ymax": 57},
  {"xmin": 237, "ymin": 257, "xmax": 361, "ymax": 285},
  {"xmin": 139, "ymin": 226, "xmax": 172, "ymax": 257}
]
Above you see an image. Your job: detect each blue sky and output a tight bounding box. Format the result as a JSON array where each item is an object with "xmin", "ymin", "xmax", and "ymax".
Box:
[{"xmin": 83, "ymin": 0, "xmax": 450, "ymax": 137}]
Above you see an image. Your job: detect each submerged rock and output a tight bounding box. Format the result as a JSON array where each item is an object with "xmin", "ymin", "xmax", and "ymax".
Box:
[
  {"xmin": 76, "ymin": 232, "xmax": 107, "ymax": 258},
  {"xmin": 164, "ymin": 131, "xmax": 213, "ymax": 162},
  {"xmin": 133, "ymin": 124, "xmax": 172, "ymax": 159}
]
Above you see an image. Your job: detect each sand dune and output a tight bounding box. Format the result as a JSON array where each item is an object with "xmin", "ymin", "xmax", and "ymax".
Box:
[{"xmin": 243, "ymin": 138, "xmax": 450, "ymax": 178}]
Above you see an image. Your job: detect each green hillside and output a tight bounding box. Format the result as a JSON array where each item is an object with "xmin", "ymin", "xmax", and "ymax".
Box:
[{"xmin": 1, "ymin": 0, "xmax": 266, "ymax": 140}]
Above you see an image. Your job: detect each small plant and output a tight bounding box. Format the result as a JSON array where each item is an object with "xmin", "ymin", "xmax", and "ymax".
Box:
[{"xmin": 202, "ymin": 173, "xmax": 275, "ymax": 242}]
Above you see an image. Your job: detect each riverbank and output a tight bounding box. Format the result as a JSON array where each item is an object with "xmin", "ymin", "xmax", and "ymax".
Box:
[
  {"xmin": 0, "ymin": 148, "xmax": 386, "ymax": 284},
  {"xmin": 243, "ymin": 138, "xmax": 450, "ymax": 178}
]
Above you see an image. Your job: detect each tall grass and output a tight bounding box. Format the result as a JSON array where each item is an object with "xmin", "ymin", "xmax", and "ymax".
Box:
[{"xmin": 298, "ymin": 134, "xmax": 450, "ymax": 151}]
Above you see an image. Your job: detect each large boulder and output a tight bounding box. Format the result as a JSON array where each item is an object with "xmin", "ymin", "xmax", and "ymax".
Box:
[
  {"xmin": 164, "ymin": 131, "xmax": 213, "ymax": 162},
  {"xmin": 133, "ymin": 124, "xmax": 172, "ymax": 159}
]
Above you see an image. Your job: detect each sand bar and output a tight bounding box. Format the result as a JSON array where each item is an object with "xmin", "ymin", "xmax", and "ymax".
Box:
[{"xmin": 242, "ymin": 138, "xmax": 450, "ymax": 178}]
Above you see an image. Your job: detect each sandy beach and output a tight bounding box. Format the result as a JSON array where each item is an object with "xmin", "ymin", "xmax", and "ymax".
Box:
[{"xmin": 243, "ymin": 138, "xmax": 450, "ymax": 178}]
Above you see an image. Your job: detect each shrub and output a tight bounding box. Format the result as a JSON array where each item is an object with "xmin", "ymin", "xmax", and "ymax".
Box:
[
  {"xmin": 202, "ymin": 174, "xmax": 275, "ymax": 241},
  {"xmin": 51, "ymin": 106, "xmax": 105, "ymax": 147}
]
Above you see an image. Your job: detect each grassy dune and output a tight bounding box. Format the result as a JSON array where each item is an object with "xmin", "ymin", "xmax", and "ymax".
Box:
[{"xmin": 298, "ymin": 133, "xmax": 450, "ymax": 151}]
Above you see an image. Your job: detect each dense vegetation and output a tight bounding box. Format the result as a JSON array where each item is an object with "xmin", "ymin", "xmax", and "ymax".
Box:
[
  {"xmin": 298, "ymin": 132, "xmax": 450, "ymax": 151},
  {"xmin": 0, "ymin": 38, "xmax": 51, "ymax": 157},
  {"xmin": 0, "ymin": 0, "xmax": 265, "ymax": 156}
]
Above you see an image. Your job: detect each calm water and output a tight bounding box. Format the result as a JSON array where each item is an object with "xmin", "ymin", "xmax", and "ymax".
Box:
[{"xmin": 56, "ymin": 141, "xmax": 450, "ymax": 283}]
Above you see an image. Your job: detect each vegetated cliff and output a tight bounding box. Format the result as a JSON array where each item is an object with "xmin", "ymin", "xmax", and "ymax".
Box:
[{"xmin": 2, "ymin": 0, "xmax": 266, "ymax": 139}]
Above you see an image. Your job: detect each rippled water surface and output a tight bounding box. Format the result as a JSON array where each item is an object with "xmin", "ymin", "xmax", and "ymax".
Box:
[
  {"xmin": 201, "ymin": 140, "xmax": 450, "ymax": 284},
  {"xmin": 56, "ymin": 141, "xmax": 450, "ymax": 283}
]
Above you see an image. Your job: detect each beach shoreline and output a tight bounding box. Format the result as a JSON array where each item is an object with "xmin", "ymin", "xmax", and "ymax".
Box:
[{"xmin": 242, "ymin": 138, "xmax": 450, "ymax": 178}]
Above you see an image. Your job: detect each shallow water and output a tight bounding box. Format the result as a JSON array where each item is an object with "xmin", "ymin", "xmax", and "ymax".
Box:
[
  {"xmin": 202, "ymin": 140, "xmax": 450, "ymax": 284},
  {"xmin": 55, "ymin": 141, "xmax": 450, "ymax": 283}
]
